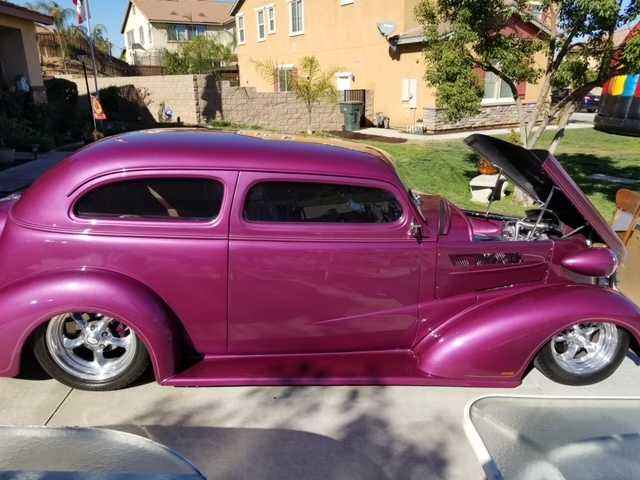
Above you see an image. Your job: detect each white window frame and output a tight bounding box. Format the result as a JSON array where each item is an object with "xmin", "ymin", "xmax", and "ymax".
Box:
[
  {"xmin": 278, "ymin": 64, "xmax": 295, "ymax": 92},
  {"xmin": 256, "ymin": 7, "xmax": 266, "ymax": 42},
  {"xmin": 288, "ymin": 0, "xmax": 304, "ymax": 36},
  {"xmin": 138, "ymin": 25, "xmax": 145, "ymax": 45},
  {"xmin": 481, "ymin": 71, "xmax": 515, "ymax": 105},
  {"xmin": 266, "ymin": 4, "xmax": 277, "ymax": 34},
  {"xmin": 236, "ymin": 13, "xmax": 246, "ymax": 45},
  {"xmin": 126, "ymin": 30, "xmax": 134, "ymax": 48},
  {"xmin": 194, "ymin": 25, "xmax": 206, "ymax": 38},
  {"xmin": 147, "ymin": 23, "xmax": 153, "ymax": 46}
]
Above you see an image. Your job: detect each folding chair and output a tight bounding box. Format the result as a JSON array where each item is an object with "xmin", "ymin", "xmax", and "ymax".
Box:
[
  {"xmin": 611, "ymin": 189, "xmax": 640, "ymax": 246},
  {"xmin": 613, "ymin": 189, "xmax": 640, "ymax": 304}
]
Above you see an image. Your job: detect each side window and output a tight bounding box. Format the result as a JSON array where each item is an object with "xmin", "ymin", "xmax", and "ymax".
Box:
[
  {"xmin": 244, "ymin": 181, "xmax": 402, "ymax": 224},
  {"xmin": 75, "ymin": 178, "xmax": 224, "ymax": 221}
]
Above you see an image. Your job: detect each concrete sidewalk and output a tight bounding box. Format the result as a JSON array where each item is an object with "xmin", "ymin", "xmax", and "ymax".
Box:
[
  {"xmin": 357, "ymin": 113, "xmax": 595, "ymax": 143},
  {"xmin": 1, "ymin": 358, "xmax": 639, "ymax": 479}
]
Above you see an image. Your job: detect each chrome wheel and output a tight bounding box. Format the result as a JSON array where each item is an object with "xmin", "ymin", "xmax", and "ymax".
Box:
[
  {"xmin": 45, "ymin": 312, "xmax": 138, "ymax": 381},
  {"xmin": 551, "ymin": 323, "xmax": 620, "ymax": 375}
]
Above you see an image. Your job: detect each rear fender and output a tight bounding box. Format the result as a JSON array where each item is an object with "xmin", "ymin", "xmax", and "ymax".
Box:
[
  {"xmin": 0, "ymin": 269, "xmax": 180, "ymax": 382},
  {"xmin": 414, "ymin": 284, "xmax": 640, "ymax": 382}
]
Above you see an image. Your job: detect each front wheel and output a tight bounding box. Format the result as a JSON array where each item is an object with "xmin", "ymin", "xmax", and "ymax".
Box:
[
  {"xmin": 535, "ymin": 322, "xmax": 629, "ymax": 386},
  {"xmin": 34, "ymin": 312, "xmax": 149, "ymax": 391}
]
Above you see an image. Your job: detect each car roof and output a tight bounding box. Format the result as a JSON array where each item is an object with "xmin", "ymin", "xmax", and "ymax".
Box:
[
  {"xmin": 63, "ymin": 129, "xmax": 400, "ymax": 183},
  {"xmin": 11, "ymin": 129, "xmax": 404, "ymax": 228}
]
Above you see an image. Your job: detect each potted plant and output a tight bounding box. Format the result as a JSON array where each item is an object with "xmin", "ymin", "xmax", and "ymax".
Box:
[
  {"xmin": 0, "ymin": 137, "xmax": 14, "ymax": 165},
  {"xmin": 478, "ymin": 158, "xmax": 499, "ymax": 175}
]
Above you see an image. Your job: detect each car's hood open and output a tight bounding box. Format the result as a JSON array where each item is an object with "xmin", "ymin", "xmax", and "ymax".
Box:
[{"xmin": 464, "ymin": 134, "xmax": 625, "ymax": 260}]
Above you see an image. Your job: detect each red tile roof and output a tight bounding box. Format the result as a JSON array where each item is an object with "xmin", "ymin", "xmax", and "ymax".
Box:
[{"xmin": 122, "ymin": 0, "xmax": 233, "ymax": 33}]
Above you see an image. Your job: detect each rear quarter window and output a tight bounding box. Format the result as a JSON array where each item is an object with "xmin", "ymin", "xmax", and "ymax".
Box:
[
  {"xmin": 74, "ymin": 178, "xmax": 224, "ymax": 221},
  {"xmin": 243, "ymin": 181, "xmax": 403, "ymax": 223}
]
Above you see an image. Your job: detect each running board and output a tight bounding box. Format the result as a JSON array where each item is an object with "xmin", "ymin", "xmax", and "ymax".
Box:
[{"xmin": 162, "ymin": 350, "xmax": 520, "ymax": 388}]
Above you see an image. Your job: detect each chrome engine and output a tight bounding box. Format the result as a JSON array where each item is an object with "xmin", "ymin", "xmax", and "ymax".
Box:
[{"xmin": 502, "ymin": 219, "xmax": 556, "ymax": 241}]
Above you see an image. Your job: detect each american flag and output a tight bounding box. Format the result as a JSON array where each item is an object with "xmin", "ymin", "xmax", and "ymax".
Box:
[{"xmin": 72, "ymin": 0, "xmax": 90, "ymax": 24}]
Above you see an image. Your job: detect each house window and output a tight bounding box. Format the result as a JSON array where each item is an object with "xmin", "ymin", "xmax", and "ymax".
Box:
[
  {"xmin": 237, "ymin": 13, "xmax": 246, "ymax": 44},
  {"xmin": 75, "ymin": 178, "xmax": 224, "ymax": 222},
  {"xmin": 147, "ymin": 24, "xmax": 153, "ymax": 46},
  {"xmin": 194, "ymin": 25, "xmax": 206, "ymax": 37},
  {"xmin": 126, "ymin": 30, "xmax": 135, "ymax": 48},
  {"xmin": 289, "ymin": 0, "xmax": 304, "ymax": 36},
  {"xmin": 168, "ymin": 24, "xmax": 189, "ymax": 42},
  {"xmin": 257, "ymin": 8, "xmax": 266, "ymax": 41},
  {"xmin": 266, "ymin": 5, "xmax": 277, "ymax": 34},
  {"xmin": 243, "ymin": 182, "xmax": 403, "ymax": 224},
  {"xmin": 138, "ymin": 25, "xmax": 145, "ymax": 45},
  {"xmin": 278, "ymin": 66, "xmax": 294, "ymax": 92},
  {"xmin": 483, "ymin": 71, "xmax": 514, "ymax": 103}
]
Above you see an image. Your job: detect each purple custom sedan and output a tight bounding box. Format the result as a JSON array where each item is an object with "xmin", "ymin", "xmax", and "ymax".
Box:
[{"xmin": 0, "ymin": 129, "xmax": 635, "ymax": 391}]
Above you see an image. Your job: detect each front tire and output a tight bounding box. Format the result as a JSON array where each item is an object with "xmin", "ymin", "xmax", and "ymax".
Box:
[
  {"xmin": 34, "ymin": 312, "xmax": 149, "ymax": 391},
  {"xmin": 535, "ymin": 322, "xmax": 629, "ymax": 386}
]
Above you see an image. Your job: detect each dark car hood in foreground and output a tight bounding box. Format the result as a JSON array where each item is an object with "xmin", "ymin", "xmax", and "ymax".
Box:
[{"xmin": 464, "ymin": 134, "xmax": 625, "ymax": 260}]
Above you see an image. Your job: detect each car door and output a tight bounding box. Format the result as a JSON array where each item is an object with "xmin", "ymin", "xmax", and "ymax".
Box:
[{"xmin": 227, "ymin": 171, "xmax": 432, "ymax": 354}]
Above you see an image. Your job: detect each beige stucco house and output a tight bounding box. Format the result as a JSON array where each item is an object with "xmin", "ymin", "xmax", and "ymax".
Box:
[
  {"xmin": 0, "ymin": 1, "xmax": 52, "ymax": 103},
  {"xmin": 230, "ymin": 0, "xmax": 548, "ymax": 131},
  {"xmin": 121, "ymin": 0, "xmax": 236, "ymax": 66}
]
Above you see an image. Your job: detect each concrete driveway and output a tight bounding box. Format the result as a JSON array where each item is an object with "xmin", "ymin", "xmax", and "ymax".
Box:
[{"xmin": 2, "ymin": 356, "xmax": 639, "ymax": 480}]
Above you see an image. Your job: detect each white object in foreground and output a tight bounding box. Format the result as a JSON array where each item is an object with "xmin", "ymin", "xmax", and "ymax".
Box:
[{"xmin": 470, "ymin": 174, "xmax": 509, "ymax": 204}]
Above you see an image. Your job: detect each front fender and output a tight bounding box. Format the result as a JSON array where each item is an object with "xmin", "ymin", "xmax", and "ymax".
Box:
[
  {"xmin": 414, "ymin": 284, "xmax": 640, "ymax": 383},
  {"xmin": 0, "ymin": 269, "xmax": 179, "ymax": 382}
]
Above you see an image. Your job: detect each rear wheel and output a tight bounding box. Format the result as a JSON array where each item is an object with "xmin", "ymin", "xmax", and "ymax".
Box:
[
  {"xmin": 34, "ymin": 312, "xmax": 149, "ymax": 391},
  {"xmin": 535, "ymin": 322, "xmax": 629, "ymax": 386}
]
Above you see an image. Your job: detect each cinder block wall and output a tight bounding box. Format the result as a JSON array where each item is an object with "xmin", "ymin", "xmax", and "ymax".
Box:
[
  {"xmin": 423, "ymin": 103, "xmax": 538, "ymax": 133},
  {"xmin": 58, "ymin": 74, "xmax": 374, "ymax": 133},
  {"xmin": 58, "ymin": 74, "xmax": 202, "ymax": 125}
]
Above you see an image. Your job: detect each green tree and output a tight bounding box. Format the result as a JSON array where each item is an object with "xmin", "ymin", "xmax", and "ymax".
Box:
[
  {"xmin": 91, "ymin": 24, "xmax": 112, "ymax": 55},
  {"xmin": 73, "ymin": 24, "xmax": 112, "ymax": 55},
  {"xmin": 26, "ymin": 1, "xmax": 75, "ymax": 73},
  {"xmin": 162, "ymin": 36, "xmax": 235, "ymax": 75},
  {"xmin": 255, "ymin": 56, "xmax": 340, "ymax": 134},
  {"xmin": 417, "ymin": 0, "xmax": 640, "ymax": 152}
]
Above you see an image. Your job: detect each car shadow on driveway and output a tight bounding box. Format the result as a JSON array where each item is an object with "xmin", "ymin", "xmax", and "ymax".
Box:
[
  {"xmin": 99, "ymin": 385, "xmax": 454, "ymax": 480},
  {"xmin": 111, "ymin": 423, "xmax": 448, "ymax": 480}
]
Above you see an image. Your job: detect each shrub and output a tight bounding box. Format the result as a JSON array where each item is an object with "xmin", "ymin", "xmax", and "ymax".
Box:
[
  {"xmin": 99, "ymin": 85, "xmax": 154, "ymax": 126},
  {"xmin": 44, "ymin": 78, "xmax": 78, "ymax": 105},
  {"xmin": 0, "ymin": 115, "xmax": 54, "ymax": 152}
]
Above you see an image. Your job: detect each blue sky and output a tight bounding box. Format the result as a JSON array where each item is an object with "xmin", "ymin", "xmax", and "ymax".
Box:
[{"xmin": 16, "ymin": 0, "xmax": 234, "ymax": 56}]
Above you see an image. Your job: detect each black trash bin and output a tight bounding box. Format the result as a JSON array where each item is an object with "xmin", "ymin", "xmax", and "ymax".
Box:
[{"xmin": 340, "ymin": 102, "xmax": 364, "ymax": 132}]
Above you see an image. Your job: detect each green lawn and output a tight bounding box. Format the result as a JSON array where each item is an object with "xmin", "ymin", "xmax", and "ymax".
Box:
[{"xmin": 363, "ymin": 128, "xmax": 640, "ymax": 219}]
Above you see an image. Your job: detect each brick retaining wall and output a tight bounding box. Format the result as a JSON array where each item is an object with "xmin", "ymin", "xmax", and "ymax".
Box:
[
  {"xmin": 59, "ymin": 73, "xmax": 202, "ymax": 125},
  {"xmin": 59, "ymin": 74, "xmax": 374, "ymax": 133},
  {"xmin": 423, "ymin": 103, "xmax": 538, "ymax": 133}
]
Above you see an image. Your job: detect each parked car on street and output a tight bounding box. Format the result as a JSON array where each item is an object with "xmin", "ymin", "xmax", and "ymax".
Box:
[
  {"xmin": 552, "ymin": 89, "xmax": 601, "ymax": 113},
  {"xmin": 0, "ymin": 129, "xmax": 635, "ymax": 391},
  {"xmin": 581, "ymin": 93, "xmax": 601, "ymax": 113}
]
